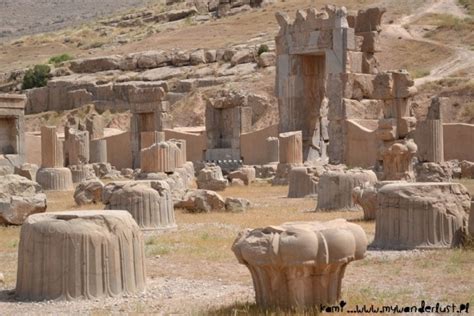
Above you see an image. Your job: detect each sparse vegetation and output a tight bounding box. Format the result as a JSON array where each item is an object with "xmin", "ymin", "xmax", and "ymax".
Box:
[
  {"xmin": 22, "ymin": 64, "xmax": 51, "ymax": 90},
  {"xmin": 459, "ymin": 0, "xmax": 474, "ymax": 16},
  {"xmin": 48, "ymin": 53, "xmax": 73, "ymax": 65},
  {"xmin": 410, "ymin": 68, "xmax": 430, "ymax": 79},
  {"xmin": 257, "ymin": 44, "xmax": 269, "ymax": 56}
]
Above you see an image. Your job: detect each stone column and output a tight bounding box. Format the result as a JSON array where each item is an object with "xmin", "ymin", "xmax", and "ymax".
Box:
[
  {"xmin": 37, "ymin": 126, "xmax": 73, "ymax": 191},
  {"xmin": 64, "ymin": 129, "xmax": 90, "ymax": 166},
  {"xmin": 278, "ymin": 131, "xmax": 303, "ymax": 164},
  {"xmin": 40, "ymin": 126, "xmax": 63, "ymax": 168},
  {"xmin": 89, "ymin": 139, "xmax": 107, "ymax": 163},
  {"xmin": 416, "ymin": 97, "xmax": 444, "ymax": 163},
  {"xmin": 140, "ymin": 142, "xmax": 175, "ymax": 173}
]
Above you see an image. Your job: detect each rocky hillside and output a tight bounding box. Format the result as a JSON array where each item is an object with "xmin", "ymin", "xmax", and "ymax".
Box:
[{"xmin": 1, "ymin": 0, "xmax": 473, "ymax": 131}]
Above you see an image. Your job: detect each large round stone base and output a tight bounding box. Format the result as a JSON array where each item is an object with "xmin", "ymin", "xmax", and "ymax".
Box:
[
  {"xmin": 372, "ymin": 182, "xmax": 470, "ymax": 249},
  {"xmin": 103, "ymin": 181, "xmax": 177, "ymax": 231},
  {"xmin": 36, "ymin": 167, "xmax": 74, "ymax": 191},
  {"xmin": 15, "ymin": 210, "xmax": 146, "ymax": 301}
]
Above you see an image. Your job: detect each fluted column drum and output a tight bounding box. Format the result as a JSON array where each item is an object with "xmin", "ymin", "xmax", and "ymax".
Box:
[{"xmin": 16, "ymin": 211, "xmax": 146, "ymax": 301}]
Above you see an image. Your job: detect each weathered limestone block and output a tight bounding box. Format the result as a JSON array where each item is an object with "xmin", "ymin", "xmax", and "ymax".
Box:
[
  {"xmin": 255, "ymin": 164, "xmax": 277, "ymax": 179},
  {"xmin": 228, "ymin": 167, "xmax": 256, "ymax": 185},
  {"xmin": 287, "ymin": 167, "xmax": 318, "ymax": 198},
  {"xmin": 0, "ymin": 175, "xmax": 47, "ymax": 225},
  {"xmin": 460, "ymin": 160, "xmax": 474, "ymax": 179},
  {"xmin": 36, "ymin": 167, "xmax": 73, "ymax": 191},
  {"xmin": 352, "ymin": 184, "xmax": 377, "ymax": 220},
  {"xmin": 175, "ymin": 189, "xmax": 226, "ymax": 212},
  {"xmin": 64, "ymin": 129, "xmax": 90, "ymax": 166},
  {"xmin": 74, "ymin": 180, "xmax": 104, "ymax": 206},
  {"xmin": 141, "ymin": 142, "xmax": 175, "ymax": 173},
  {"xmin": 279, "ymin": 131, "xmax": 303, "ymax": 164},
  {"xmin": 169, "ymin": 139, "xmax": 187, "ymax": 167},
  {"xmin": 85, "ymin": 114, "xmax": 104, "ymax": 140},
  {"xmin": 69, "ymin": 164, "xmax": 96, "ymax": 183},
  {"xmin": 103, "ymin": 181, "xmax": 176, "ymax": 231},
  {"xmin": 196, "ymin": 166, "xmax": 227, "ymax": 191},
  {"xmin": 272, "ymin": 163, "xmax": 299, "ymax": 186},
  {"xmin": 14, "ymin": 163, "xmax": 39, "ymax": 181},
  {"xmin": 92, "ymin": 162, "xmax": 113, "ymax": 178},
  {"xmin": 232, "ymin": 219, "xmax": 367, "ymax": 308},
  {"xmin": 89, "ymin": 139, "xmax": 107, "ymax": 163},
  {"xmin": 415, "ymin": 162, "xmax": 452, "ymax": 182},
  {"xmin": 316, "ymin": 169, "xmax": 377, "ymax": 211},
  {"xmin": 225, "ymin": 197, "xmax": 252, "ymax": 212},
  {"xmin": 16, "ymin": 211, "xmax": 146, "ymax": 301},
  {"xmin": 372, "ymin": 182, "xmax": 470, "ymax": 249},
  {"xmin": 257, "ymin": 52, "xmax": 276, "ymax": 68},
  {"xmin": 40, "ymin": 126, "xmax": 63, "ymax": 168}
]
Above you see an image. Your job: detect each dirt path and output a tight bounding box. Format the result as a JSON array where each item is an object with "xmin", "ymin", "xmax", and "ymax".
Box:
[{"xmin": 382, "ymin": 0, "xmax": 474, "ymax": 85}]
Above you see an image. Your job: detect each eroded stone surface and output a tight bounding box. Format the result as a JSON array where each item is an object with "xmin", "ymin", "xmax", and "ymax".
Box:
[
  {"xmin": 0, "ymin": 174, "xmax": 47, "ymax": 225},
  {"xmin": 74, "ymin": 179, "xmax": 104, "ymax": 206},
  {"xmin": 372, "ymin": 182, "xmax": 470, "ymax": 249},
  {"xmin": 232, "ymin": 219, "xmax": 367, "ymax": 308},
  {"xmin": 16, "ymin": 211, "xmax": 146, "ymax": 301},
  {"xmin": 176, "ymin": 189, "xmax": 225, "ymax": 212},
  {"xmin": 196, "ymin": 165, "xmax": 227, "ymax": 191}
]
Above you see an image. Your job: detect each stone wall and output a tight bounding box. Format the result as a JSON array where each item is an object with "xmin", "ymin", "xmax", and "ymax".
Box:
[
  {"xmin": 0, "ymin": 94, "xmax": 26, "ymax": 168},
  {"xmin": 444, "ymin": 123, "xmax": 474, "ymax": 162},
  {"xmin": 240, "ymin": 124, "xmax": 278, "ymax": 165}
]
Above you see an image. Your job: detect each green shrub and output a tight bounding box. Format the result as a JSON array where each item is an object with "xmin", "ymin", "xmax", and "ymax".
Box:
[
  {"xmin": 22, "ymin": 64, "xmax": 51, "ymax": 90},
  {"xmin": 257, "ymin": 44, "xmax": 269, "ymax": 56},
  {"xmin": 48, "ymin": 53, "xmax": 73, "ymax": 65}
]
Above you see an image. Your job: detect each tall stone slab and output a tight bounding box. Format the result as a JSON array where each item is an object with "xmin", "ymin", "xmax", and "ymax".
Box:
[{"xmin": 0, "ymin": 94, "xmax": 26, "ymax": 169}]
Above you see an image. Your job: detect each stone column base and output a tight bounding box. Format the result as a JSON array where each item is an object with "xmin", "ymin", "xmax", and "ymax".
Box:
[{"xmin": 36, "ymin": 167, "xmax": 74, "ymax": 191}]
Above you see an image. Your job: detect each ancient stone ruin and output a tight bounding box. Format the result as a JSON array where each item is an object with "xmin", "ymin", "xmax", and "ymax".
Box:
[
  {"xmin": 372, "ymin": 182, "xmax": 470, "ymax": 249},
  {"xmin": 129, "ymin": 84, "xmax": 171, "ymax": 168},
  {"xmin": 16, "ymin": 211, "xmax": 146, "ymax": 301},
  {"xmin": 205, "ymin": 90, "xmax": 252, "ymax": 160},
  {"xmin": 36, "ymin": 126, "xmax": 74, "ymax": 191},
  {"xmin": 232, "ymin": 219, "xmax": 367, "ymax": 308},
  {"xmin": 103, "ymin": 181, "xmax": 176, "ymax": 231},
  {"xmin": 275, "ymin": 6, "xmax": 386, "ymax": 164},
  {"xmin": 0, "ymin": 94, "xmax": 26, "ymax": 171}
]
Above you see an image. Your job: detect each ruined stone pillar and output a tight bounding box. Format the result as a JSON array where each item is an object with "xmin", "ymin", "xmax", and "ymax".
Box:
[
  {"xmin": 16, "ymin": 211, "xmax": 146, "ymax": 301},
  {"xmin": 265, "ymin": 137, "xmax": 279, "ymax": 163},
  {"xmin": 40, "ymin": 126, "xmax": 63, "ymax": 168},
  {"xmin": 140, "ymin": 142, "xmax": 175, "ymax": 173},
  {"xmin": 287, "ymin": 167, "xmax": 318, "ymax": 198},
  {"xmin": 64, "ymin": 129, "xmax": 90, "ymax": 166},
  {"xmin": 416, "ymin": 97, "xmax": 444, "ymax": 163},
  {"xmin": 169, "ymin": 139, "xmax": 187, "ymax": 167},
  {"xmin": 37, "ymin": 126, "xmax": 73, "ymax": 191},
  {"xmin": 232, "ymin": 219, "xmax": 367, "ymax": 309},
  {"xmin": 278, "ymin": 131, "xmax": 303, "ymax": 164},
  {"xmin": 89, "ymin": 139, "xmax": 107, "ymax": 163},
  {"xmin": 372, "ymin": 182, "xmax": 470, "ymax": 249}
]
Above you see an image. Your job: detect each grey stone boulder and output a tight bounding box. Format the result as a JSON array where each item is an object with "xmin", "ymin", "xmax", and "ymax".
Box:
[
  {"xmin": 74, "ymin": 179, "xmax": 104, "ymax": 206},
  {"xmin": 0, "ymin": 175, "xmax": 47, "ymax": 225},
  {"xmin": 176, "ymin": 189, "xmax": 225, "ymax": 212}
]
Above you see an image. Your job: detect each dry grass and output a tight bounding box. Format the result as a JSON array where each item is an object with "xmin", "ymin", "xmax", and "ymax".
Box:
[{"xmin": 0, "ymin": 181, "xmax": 473, "ymax": 313}]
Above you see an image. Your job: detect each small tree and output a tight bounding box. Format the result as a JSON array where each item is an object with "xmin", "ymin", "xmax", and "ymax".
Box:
[{"xmin": 22, "ymin": 64, "xmax": 51, "ymax": 90}]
